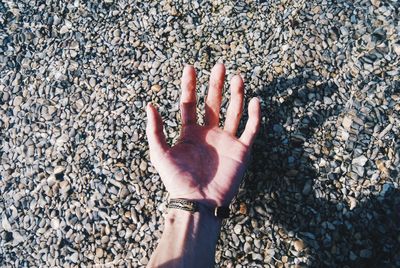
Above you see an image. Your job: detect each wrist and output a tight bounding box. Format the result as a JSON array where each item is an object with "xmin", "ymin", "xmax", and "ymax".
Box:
[
  {"xmin": 149, "ymin": 207, "xmax": 221, "ymax": 268},
  {"xmin": 165, "ymin": 205, "xmax": 222, "ymax": 233}
]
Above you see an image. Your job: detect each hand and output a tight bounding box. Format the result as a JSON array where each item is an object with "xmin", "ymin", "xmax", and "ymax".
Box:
[{"xmin": 146, "ymin": 63, "xmax": 261, "ymax": 207}]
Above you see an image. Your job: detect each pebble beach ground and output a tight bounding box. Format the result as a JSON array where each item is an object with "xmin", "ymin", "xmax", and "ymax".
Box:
[{"xmin": 1, "ymin": 0, "xmax": 399, "ymax": 267}]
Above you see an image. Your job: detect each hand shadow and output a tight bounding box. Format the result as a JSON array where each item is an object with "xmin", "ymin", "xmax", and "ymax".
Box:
[{"xmin": 238, "ymin": 73, "xmax": 400, "ymax": 267}]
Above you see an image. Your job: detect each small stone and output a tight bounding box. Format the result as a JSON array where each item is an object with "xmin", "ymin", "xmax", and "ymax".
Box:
[
  {"xmin": 47, "ymin": 175, "xmax": 57, "ymax": 186},
  {"xmin": 70, "ymin": 252, "xmax": 78, "ymax": 263},
  {"xmin": 323, "ymin": 97, "xmax": 332, "ymax": 105},
  {"xmin": 13, "ymin": 96, "xmax": 23, "ymax": 106},
  {"xmin": 282, "ymin": 255, "xmax": 288, "ymax": 263},
  {"xmin": 393, "ymin": 43, "xmax": 400, "ymax": 56},
  {"xmin": 341, "ymin": 130, "xmax": 349, "ymax": 141},
  {"xmin": 54, "ymin": 166, "xmax": 65, "ymax": 174},
  {"xmin": 234, "ymin": 224, "xmax": 242, "ymax": 234},
  {"xmin": 273, "ymin": 124, "xmax": 283, "ymax": 134},
  {"xmin": 252, "ymin": 253, "xmax": 263, "ymax": 261},
  {"xmin": 95, "ymin": 248, "xmax": 103, "ymax": 258},
  {"xmin": 232, "ymin": 234, "xmax": 240, "ymax": 247},
  {"xmin": 302, "ymin": 180, "xmax": 312, "ymax": 195},
  {"xmin": 89, "ymin": 77, "xmax": 96, "ymax": 88},
  {"xmin": 340, "ymin": 26, "xmax": 349, "ymax": 36},
  {"xmin": 254, "ymin": 206, "xmax": 268, "ymax": 216},
  {"xmin": 101, "ymin": 236, "xmax": 110, "ymax": 244},
  {"xmin": 51, "ymin": 218, "xmax": 60, "ymax": 230},
  {"xmin": 376, "ymin": 159, "xmax": 388, "ymax": 176},
  {"xmin": 348, "ymin": 196, "xmax": 357, "ymax": 210},
  {"xmin": 59, "ymin": 25, "xmax": 69, "ymax": 34},
  {"xmin": 113, "ymin": 29, "xmax": 121, "ymax": 38},
  {"xmin": 293, "ymin": 240, "xmax": 305, "ymax": 251},
  {"xmin": 352, "ymin": 155, "xmax": 368, "ymax": 166},
  {"xmin": 115, "ymin": 171, "xmax": 124, "ymax": 181},
  {"xmin": 239, "ymin": 202, "xmax": 247, "ymax": 214},
  {"xmin": 380, "ymin": 183, "xmax": 392, "ymax": 197},
  {"xmin": 48, "ymin": 106, "xmax": 57, "ymax": 115},
  {"xmin": 349, "ymin": 251, "xmax": 357, "ymax": 261},
  {"xmin": 378, "ymin": 124, "xmax": 392, "ymax": 139},
  {"xmin": 243, "ymin": 241, "xmax": 251, "ymax": 253},
  {"xmin": 274, "ymin": 66, "xmax": 283, "ymax": 74},
  {"xmin": 76, "ymin": 99, "xmax": 85, "ymax": 110},
  {"xmin": 2, "ymin": 215, "xmax": 12, "ymax": 231},
  {"xmin": 353, "ymin": 165, "xmax": 365, "ymax": 177},
  {"xmin": 140, "ymin": 256, "xmax": 149, "ymax": 265},
  {"xmin": 370, "ymin": 0, "xmax": 380, "ymax": 7},
  {"xmin": 360, "ymin": 249, "xmax": 372, "ymax": 258},
  {"xmin": 59, "ymin": 180, "xmax": 70, "ymax": 196},
  {"xmin": 225, "ymin": 250, "xmax": 232, "ymax": 257},
  {"xmin": 139, "ymin": 161, "xmax": 147, "ymax": 171},
  {"xmin": 264, "ymin": 248, "xmax": 275, "ymax": 262},
  {"xmin": 70, "ymin": 41, "xmax": 79, "ymax": 50},
  {"xmin": 12, "ymin": 231, "xmax": 24, "ymax": 245},
  {"xmin": 342, "ymin": 116, "xmax": 353, "ymax": 130},
  {"xmin": 104, "ymin": 67, "xmax": 112, "ymax": 77},
  {"xmin": 151, "ymin": 84, "xmax": 161, "ymax": 93}
]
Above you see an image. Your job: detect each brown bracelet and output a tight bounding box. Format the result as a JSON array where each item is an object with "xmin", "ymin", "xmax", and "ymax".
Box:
[{"xmin": 167, "ymin": 198, "xmax": 230, "ymax": 219}]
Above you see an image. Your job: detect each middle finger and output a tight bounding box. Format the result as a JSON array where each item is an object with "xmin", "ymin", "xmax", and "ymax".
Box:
[{"xmin": 205, "ymin": 63, "xmax": 225, "ymax": 127}]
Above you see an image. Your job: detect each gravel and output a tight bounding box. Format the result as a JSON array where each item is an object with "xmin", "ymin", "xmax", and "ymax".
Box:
[{"xmin": 1, "ymin": 0, "xmax": 399, "ymax": 267}]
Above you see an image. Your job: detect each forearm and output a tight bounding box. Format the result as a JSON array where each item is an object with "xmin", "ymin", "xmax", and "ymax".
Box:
[{"xmin": 147, "ymin": 205, "xmax": 222, "ymax": 268}]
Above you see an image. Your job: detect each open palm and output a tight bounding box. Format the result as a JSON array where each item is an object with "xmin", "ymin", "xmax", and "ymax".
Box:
[{"xmin": 146, "ymin": 64, "xmax": 261, "ymax": 207}]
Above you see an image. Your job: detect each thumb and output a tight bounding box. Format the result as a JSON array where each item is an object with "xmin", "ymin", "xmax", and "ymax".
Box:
[{"xmin": 146, "ymin": 103, "xmax": 169, "ymax": 161}]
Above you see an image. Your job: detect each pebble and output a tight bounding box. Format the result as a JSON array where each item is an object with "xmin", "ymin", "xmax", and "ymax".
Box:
[
  {"xmin": 2, "ymin": 216, "xmax": 12, "ymax": 232},
  {"xmin": 70, "ymin": 253, "xmax": 78, "ymax": 263},
  {"xmin": 139, "ymin": 161, "xmax": 147, "ymax": 171},
  {"xmin": 378, "ymin": 124, "xmax": 392, "ymax": 139},
  {"xmin": 151, "ymin": 84, "xmax": 161, "ymax": 93},
  {"xmin": 352, "ymin": 155, "xmax": 368, "ymax": 166},
  {"xmin": 243, "ymin": 241, "xmax": 251, "ymax": 253},
  {"xmin": 293, "ymin": 240, "xmax": 305, "ymax": 251},
  {"xmin": 59, "ymin": 25, "xmax": 69, "ymax": 34},
  {"xmin": 359, "ymin": 249, "xmax": 372, "ymax": 258},
  {"xmin": 95, "ymin": 248, "xmax": 104, "ymax": 258},
  {"xmin": 342, "ymin": 116, "xmax": 353, "ymax": 130},
  {"xmin": 89, "ymin": 77, "xmax": 96, "ymax": 88},
  {"xmin": 349, "ymin": 251, "xmax": 358, "ymax": 261},
  {"xmin": 13, "ymin": 96, "xmax": 23, "ymax": 106},
  {"xmin": 54, "ymin": 166, "xmax": 65, "ymax": 174},
  {"xmin": 50, "ymin": 218, "xmax": 60, "ymax": 230},
  {"xmin": 234, "ymin": 224, "xmax": 242, "ymax": 234},
  {"xmin": 282, "ymin": 256, "xmax": 288, "ymax": 263}
]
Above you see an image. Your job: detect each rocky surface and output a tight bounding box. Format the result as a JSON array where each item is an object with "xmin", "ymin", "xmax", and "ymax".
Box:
[{"xmin": 1, "ymin": 0, "xmax": 399, "ymax": 267}]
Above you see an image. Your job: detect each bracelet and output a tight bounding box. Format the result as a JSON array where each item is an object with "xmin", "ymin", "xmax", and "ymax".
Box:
[{"xmin": 167, "ymin": 198, "xmax": 230, "ymax": 219}]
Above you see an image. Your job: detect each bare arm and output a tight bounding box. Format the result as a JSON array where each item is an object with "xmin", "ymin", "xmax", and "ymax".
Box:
[
  {"xmin": 146, "ymin": 63, "xmax": 261, "ymax": 268},
  {"xmin": 148, "ymin": 205, "xmax": 221, "ymax": 268}
]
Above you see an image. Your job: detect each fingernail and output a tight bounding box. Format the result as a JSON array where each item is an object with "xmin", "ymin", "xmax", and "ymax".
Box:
[
  {"xmin": 214, "ymin": 62, "xmax": 225, "ymax": 69},
  {"xmin": 232, "ymin": 74, "xmax": 242, "ymax": 81},
  {"xmin": 146, "ymin": 103, "xmax": 152, "ymax": 112},
  {"xmin": 183, "ymin": 65, "xmax": 194, "ymax": 75}
]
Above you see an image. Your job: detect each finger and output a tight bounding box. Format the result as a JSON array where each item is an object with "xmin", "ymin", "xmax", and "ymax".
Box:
[
  {"xmin": 239, "ymin": 97, "xmax": 261, "ymax": 147},
  {"xmin": 205, "ymin": 63, "xmax": 225, "ymax": 127},
  {"xmin": 224, "ymin": 75, "xmax": 244, "ymax": 135},
  {"xmin": 180, "ymin": 65, "xmax": 197, "ymax": 126},
  {"xmin": 146, "ymin": 103, "xmax": 169, "ymax": 159}
]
